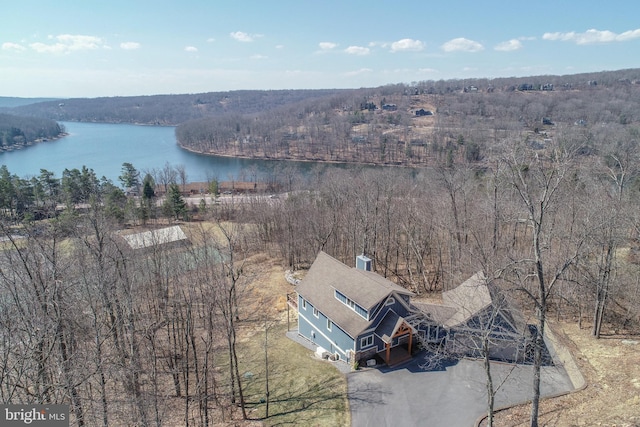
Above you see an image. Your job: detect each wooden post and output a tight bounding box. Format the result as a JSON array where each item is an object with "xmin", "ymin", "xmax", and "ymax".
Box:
[
  {"xmin": 385, "ymin": 342, "xmax": 391, "ymax": 365},
  {"xmin": 408, "ymin": 330, "xmax": 413, "ymax": 355}
]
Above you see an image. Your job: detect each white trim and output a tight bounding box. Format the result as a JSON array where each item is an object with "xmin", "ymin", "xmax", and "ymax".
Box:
[
  {"xmin": 385, "ymin": 297, "xmax": 395, "ymax": 306},
  {"xmin": 334, "ymin": 289, "xmax": 369, "ymax": 320},
  {"xmin": 313, "ymin": 307, "xmax": 319, "ymax": 317},
  {"xmin": 301, "ymin": 297, "xmax": 307, "ymax": 310},
  {"xmin": 298, "ymin": 311, "xmax": 350, "ymax": 358},
  {"xmin": 327, "ymin": 318, "xmax": 332, "ymax": 331},
  {"xmin": 360, "ymin": 334, "xmax": 374, "ymax": 348}
]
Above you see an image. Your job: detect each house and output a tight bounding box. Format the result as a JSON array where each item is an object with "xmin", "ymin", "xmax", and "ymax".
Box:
[
  {"xmin": 121, "ymin": 225, "xmax": 189, "ymax": 251},
  {"xmin": 423, "ymin": 272, "xmax": 530, "ymax": 362},
  {"xmin": 415, "ymin": 108, "xmax": 433, "ymax": 117},
  {"xmin": 382, "ymin": 103, "xmax": 398, "ymax": 111},
  {"xmin": 294, "ymin": 252, "xmax": 532, "ymax": 366},
  {"xmin": 295, "ymin": 252, "xmax": 417, "ymax": 365}
]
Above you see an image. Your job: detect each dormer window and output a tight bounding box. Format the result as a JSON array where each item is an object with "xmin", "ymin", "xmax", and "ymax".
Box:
[
  {"xmin": 335, "ymin": 290, "xmax": 368, "ymax": 320},
  {"xmin": 385, "ymin": 297, "xmax": 395, "ymax": 306}
]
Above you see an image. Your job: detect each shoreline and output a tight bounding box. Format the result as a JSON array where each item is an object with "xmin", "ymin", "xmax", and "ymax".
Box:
[
  {"xmin": 176, "ymin": 140, "xmax": 429, "ymax": 169},
  {"xmin": 0, "ymin": 131, "xmax": 68, "ymax": 152}
]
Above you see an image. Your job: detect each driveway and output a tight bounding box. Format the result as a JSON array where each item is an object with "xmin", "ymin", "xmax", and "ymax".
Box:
[{"xmin": 347, "ymin": 353, "xmax": 573, "ymax": 427}]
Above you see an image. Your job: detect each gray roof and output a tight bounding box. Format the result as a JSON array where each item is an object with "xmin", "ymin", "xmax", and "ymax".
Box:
[
  {"xmin": 411, "ymin": 302, "xmax": 458, "ymax": 325},
  {"xmin": 122, "ymin": 225, "xmax": 188, "ymax": 250},
  {"xmin": 375, "ymin": 309, "xmax": 416, "ymax": 344},
  {"xmin": 437, "ymin": 272, "xmax": 528, "ymax": 334},
  {"xmin": 442, "ymin": 272, "xmax": 492, "ymax": 327},
  {"xmin": 296, "ymin": 251, "xmax": 413, "ymax": 338}
]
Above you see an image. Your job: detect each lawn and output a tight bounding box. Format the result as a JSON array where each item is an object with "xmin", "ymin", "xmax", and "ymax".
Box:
[{"xmin": 233, "ymin": 254, "xmax": 350, "ymax": 426}]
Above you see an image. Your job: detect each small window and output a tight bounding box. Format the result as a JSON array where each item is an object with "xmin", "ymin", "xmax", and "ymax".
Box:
[
  {"xmin": 313, "ymin": 307, "xmax": 319, "ymax": 317},
  {"xmin": 360, "ymin": 335, "xmax": 374, "ymax": 348},
  {"xmin": 327, "ymin": 319, "xmax": 332, "ymax": 331},
  {"xmin": 301, "ymin": 298, "xmax": 306, "ymax": 309},
  {"xmin": 385, "ymin": 297, "xmax": 395, "ymax": 306}
]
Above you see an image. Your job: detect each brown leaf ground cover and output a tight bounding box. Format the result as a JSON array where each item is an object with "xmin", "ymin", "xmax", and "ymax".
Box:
[
  {"xmin": 236, "ymin": 253, "xmax": 640, "ymax": 427},
  {"xmin": 490, "ymin": 322, "xmax": 640, "ymax": 427}
]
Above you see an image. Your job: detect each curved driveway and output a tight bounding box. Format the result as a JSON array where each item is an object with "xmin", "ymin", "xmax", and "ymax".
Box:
[{"xmin": 348, "ymin": 353, "xmax": 573, "ymax": 427}]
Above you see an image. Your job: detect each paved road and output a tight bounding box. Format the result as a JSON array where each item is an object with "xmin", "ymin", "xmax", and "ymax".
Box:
[{"xmin": 348, "ymin": 353, "xmax": 573, "ymax": 427}]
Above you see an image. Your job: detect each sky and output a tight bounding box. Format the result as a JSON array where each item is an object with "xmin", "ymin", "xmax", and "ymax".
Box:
[{"xmin": 2, "ymin": 0, "xmax": 640, "ymax": 98}]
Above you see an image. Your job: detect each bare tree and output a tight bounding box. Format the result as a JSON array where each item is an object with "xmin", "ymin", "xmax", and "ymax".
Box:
[{"xmin": 501, "ymin": 140, "xmax": 583, "ymax": 427}]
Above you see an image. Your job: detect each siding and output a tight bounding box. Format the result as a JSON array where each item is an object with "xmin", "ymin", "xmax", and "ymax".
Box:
[{"xmin": 298, "ymin": 295, "xmax": 355, "ymax": 361}]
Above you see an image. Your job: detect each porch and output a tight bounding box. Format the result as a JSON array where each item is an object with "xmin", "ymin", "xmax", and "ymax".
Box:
[
  {"xmin": 377, "ymin": 343, "xmax": 413, "ymax": 367},
  {"xmin": 377, "ymin": 315, "xmax": 416, "ymax": 367}
]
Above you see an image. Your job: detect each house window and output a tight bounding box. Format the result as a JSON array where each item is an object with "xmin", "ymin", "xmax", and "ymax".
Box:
[
  {"xmin": 334, "ymin": 290, "xmax": 369, "ymax": 320},
  {"xmin": 360, "ymin": 335, "xmax": 374, "ymax": 348},
  {"xmin": 313, "ymin": 307, "xmax": 319, "ymax": 317},
  {"xmin": 301, "ymin": 298, "xmax": 306, "ymax": 309},
  {"xmin": 385, "ymin": 297, "xmax": 395, "ymax": 306},
  {"xmin": 327, "ymin": 319, "xmax": 332, "ymax": 331}
]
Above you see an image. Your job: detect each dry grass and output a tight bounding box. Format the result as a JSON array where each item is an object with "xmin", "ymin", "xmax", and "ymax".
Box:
[
  {"xmin": 491, "ymin": 321, "xmax": 640, "ymax": 427},
  {"xmin": 233, "ymin": 254, "xmax": 349, "ymax": 427}
]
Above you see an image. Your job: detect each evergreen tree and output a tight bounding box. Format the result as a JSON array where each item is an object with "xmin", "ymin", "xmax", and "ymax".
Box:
[
  {"xmin": 119, "ymin": 162, "xmax": 140, "ymax": 191},
  {"xmin": 163, "ymin": 183, "xmax": 187, "ymax": 220}
]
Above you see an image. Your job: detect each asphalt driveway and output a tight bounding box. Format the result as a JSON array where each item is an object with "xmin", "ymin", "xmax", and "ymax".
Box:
[{"xmin": 347, "ymin": 352, "xmax": 573, "ymax": 427}]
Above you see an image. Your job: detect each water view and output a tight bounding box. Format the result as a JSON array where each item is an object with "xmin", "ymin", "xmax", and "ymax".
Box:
[{"xmin": 0, "ymin": 121, "xmax": 314, "ymax": 183}]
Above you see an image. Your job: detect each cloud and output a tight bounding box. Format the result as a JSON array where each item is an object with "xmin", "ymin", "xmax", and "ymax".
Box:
[
  {"xmin": 2, "ymin": 42, "xmax": 26, "ymax": 52},
  {"xmin": 206, "ymin": 38, "xmax": 215, "ymax": 43},
  {"xmin": 29, "ymin": 34, "xmax": 105, "ymax": 53},
  {"xmin": 185, "ymin": 46, "xmax": 198, "ymax": 52},
  {"xmin": 390, "ymin": 38, "xmax": 425, "ymax": 52},
  {"xmin": 344, "ymin": 68, "xmax": 373, "ymax": 77},
  {"xmin": 250, "ymin": 54, "xmax": 267, "ymax": 60},
  {"xmin": 230, "ymin": 31, "xmax": 262, "ymax": 42},
  {"xmin": 494, "ymin": 39, "xmax": 522, "ymax": 51},
  {"xmin": 543, "ymin": 28, "xmax": 640, "ymax": 44},
  {"xmin": 441, "ymin": 37, "xmax": 484, "ymax": 53},
  {"xmin": 120, "ymin": 42, "xmax": 141, "ymax": 50},
  {"xmin": 319, "ymin": 41, "xmax": 338, "ymax": 51},
  {"xmin": 344, "ymin": 45, "xmax": 370, "ymax": 55}
]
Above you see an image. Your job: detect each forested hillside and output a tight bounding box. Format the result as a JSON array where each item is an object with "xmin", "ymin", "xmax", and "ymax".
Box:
[
  {"xmin": 0, "ymin": 97, "xmax": 61, "ymax": 109},
  {"xmin": 0, "ymin": 113, "xmax": 65, "ymax": 150},
  {"xmin": 176, "ymin": 68, "xmax": 640, "ymax": 167},
  {"xmin": 8, "ymin": 89, "xmax": 345, "ymax": 125}
]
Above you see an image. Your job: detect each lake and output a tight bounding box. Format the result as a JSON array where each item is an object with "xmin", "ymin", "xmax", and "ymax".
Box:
[{"xmin": 0, "ymin": 121, "xmax": 320, "ymax": 183}]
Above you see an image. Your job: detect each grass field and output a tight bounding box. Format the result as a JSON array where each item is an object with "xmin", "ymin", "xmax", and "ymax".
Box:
[{"xmin": 232, "ymin": 254, "xmax": 350, "ymax": 426}]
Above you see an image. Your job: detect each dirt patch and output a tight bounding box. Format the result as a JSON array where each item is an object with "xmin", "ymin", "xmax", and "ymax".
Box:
[{"xmin": 490, "ymin": 322, "xmax": 640, "ymax": 427}]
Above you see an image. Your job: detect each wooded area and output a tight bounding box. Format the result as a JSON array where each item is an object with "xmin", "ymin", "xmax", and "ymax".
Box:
[
  {"xmin": 0, "ymin": 114, "xmax": 64, "ymax": 150},
  {"xmin": 175, "ymin": 69, "xmax": 640, "ymax": 168},
  {"xmin": 1, "ymin": 127, "xmax": 640, "ymax": 424},
  {"xmin": 2, "ymin": 68, "xmax": 640, "ymax": 426}
]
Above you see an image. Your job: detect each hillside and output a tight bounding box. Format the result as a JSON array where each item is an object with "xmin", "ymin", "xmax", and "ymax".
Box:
[
  {"xmin": 0, "ymin": 97, "xmax": 61, "ymax": 109},
  {"xmin": 0, "ymin": 113, "xmax": 65, "ymax": 150},
  {"xmin": 8, "ymin": 68, "xmax": 640, "ymax": 168},
  {"xmin": 8, "ymin": 89, "xmax": 346, "ymax": 125},
  {"xmin": 175, "ymin": 68, "xmax": 640, "ymax": 167}
]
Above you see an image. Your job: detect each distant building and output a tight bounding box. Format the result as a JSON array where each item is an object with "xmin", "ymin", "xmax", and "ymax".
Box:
[
  {"xmin": 382, "ymin": 104, "xmax": 397, "ymax": 111},
  {"xmin": 121, "ymin": 225, "xmax": 189, "ymax": 251},
  {"xmin": 415, "ymin": 109, "xmax": 433, "ymax": 117}
]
